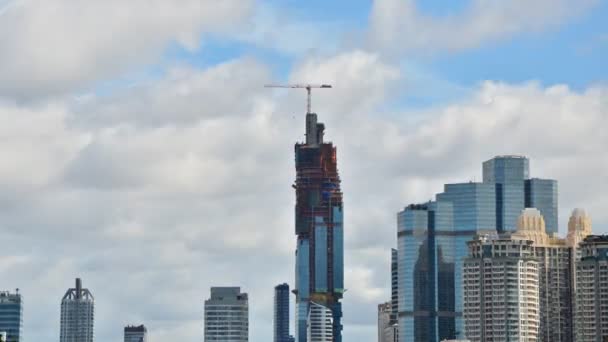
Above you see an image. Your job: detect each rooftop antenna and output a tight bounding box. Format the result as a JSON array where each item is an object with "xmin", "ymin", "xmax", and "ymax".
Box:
[{"xmin": 264, "ymin": 84, "xmax": 332, "ymax": 114}]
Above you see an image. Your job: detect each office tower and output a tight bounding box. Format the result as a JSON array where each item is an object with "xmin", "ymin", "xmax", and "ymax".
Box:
[
  {"xmin": 482, "ymin": 155, "xmax": 558, "ymax": 233},
  {"xmin": 124, "ymin": 325, "xmax": 147, "ymax": 342},
  {"xmin": 483, "ymin": 155, "xmax": 529, "ymax": 231},
  {"xmin": 204, "ymin": 287, "xmax": 248, "ymax": 342},
  {"xmin": 575, "ymin": 235, "xmax": 608, "ymax": 341},
  {"xmin": 60, "ymin": 278, "xmax": 94, "ymax": 342},
  {"xmin": 463, "ymin": 209, "xmax": 578, "ymax": 342},
  {"xmin": 274, "ymin": 283, "xmax": 293, "ymax": 342},
  {"xmin": 307, "ymin": 302, "xmax": 333, "ymax": 342},
  {"xmin": 294, "ymin": 110, "xmax": 344, "ymax": 342},
  {"xmin": 0, "ymin": 291, "xmax": 22, "ymax": 342},
  {"xmin": 398, "ymin": 156, "xmax": 557, "ymax": 342},
  {"xmin": 525, "ymin": 178, "xmax": 558, "ymax": 234}
]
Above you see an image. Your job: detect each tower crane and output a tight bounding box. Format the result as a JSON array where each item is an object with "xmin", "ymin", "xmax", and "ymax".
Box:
[{"xmin": 264, "ymin": 84, "xmax": 332, "ymax": 114}]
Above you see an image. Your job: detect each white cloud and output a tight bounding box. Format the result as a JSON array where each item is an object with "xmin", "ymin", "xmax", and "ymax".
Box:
[
  {"xmin": 369, "ymin": 0, "xmax": 599, "ymax": 54},
  {"xmin": 0, "ymin": 49, "xmax": 607, "ymax": 342},
  {"xmin": 0, "ymin": 0, "xmax": 254, "ymax": 98}
]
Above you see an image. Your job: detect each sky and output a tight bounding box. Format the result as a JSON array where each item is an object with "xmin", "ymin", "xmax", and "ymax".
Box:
[{"xmin": 0, "ymin": 0, "xmax": 607, "ymax": 341}]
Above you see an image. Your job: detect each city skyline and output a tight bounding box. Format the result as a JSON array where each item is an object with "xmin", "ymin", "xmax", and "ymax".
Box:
[{"xmin": 0, "ymin": 1, "xmax": 607, "ymax": 341}]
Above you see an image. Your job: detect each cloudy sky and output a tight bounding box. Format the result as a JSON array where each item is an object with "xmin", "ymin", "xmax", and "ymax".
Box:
[{"xmin": 0, "ymin": 0, "xmax": 607, "ymax": 341}]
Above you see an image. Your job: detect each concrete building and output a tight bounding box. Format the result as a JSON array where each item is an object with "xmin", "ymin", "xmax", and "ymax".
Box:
[
  {"xmin": 124, "ymin": 325, "xmax": 147, "ymax": 342},
  {"xmin": 378, "ymin": 302, "xmax": 397, "ymax": 342},
  {"xmin": 463, "ymin": 209, "xmax": 581, "ymax": 342},
  {"xmin": 575, "ymin": 235, "xmax": 608, "ymax": 341},
  {"xmin": 204, "ymin": 287, "xmax": 248, "ymax": 342},
  {"xmin": 0, "ymin": 291, "xmax": 22, "ymax": 342},
  {"xmin": 307, "ymin": 302, "xmax": 333, "ymax": 342},
  {"xmin": 60, "ymin": 278, "xmax": 94, "ymax": 342}
]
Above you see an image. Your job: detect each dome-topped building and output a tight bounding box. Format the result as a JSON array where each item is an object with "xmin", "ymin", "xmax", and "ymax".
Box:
[{"xmin": 567, "ymin": 208, "xmax": 592, "ymax": 247}]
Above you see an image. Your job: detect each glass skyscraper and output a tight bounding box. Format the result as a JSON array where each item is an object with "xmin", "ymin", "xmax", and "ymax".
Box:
[
  {"xmin": 274, "ymin": 284, "xmax": 293, "ymax": 342},
  {"xmin": 60, "ymin": 278, "xmax": 94, "ymax": 342},
  {"xmin": 398, "ymin": 156, "xmax": 558, "ymax": 342},
  {"xmin": 526, "ymin": 178, "xmax": 558, "ymax": 234},
  {"xmin": 294, "ymin": 111, "xmax": 344, "ymax": 342},
  {"xmin": 0, "ymin": 291, "xmax": 22, "ymax": 342}
]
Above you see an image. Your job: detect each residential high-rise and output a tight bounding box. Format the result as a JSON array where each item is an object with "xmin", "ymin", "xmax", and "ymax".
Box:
[
  {"xmin": 274, "ymin": 284, "xmax": 293, "ymax": 342},
  {"xmin": 204, "ymin": 287, "xmax": 248, "ymax": 342},
  {"xmin": 378, "ymin": 302, "xmax": 398, "ymax": 342},
  {"xmin": 307, "ymin": 302, "xmax": 333, "ymax": 342},
  {"xmin": 60, "ymin": 278, "xmax": 94, "ymax": 342},
  {"xmin": 398, "ymin": 156, "xmax": 558, "ymax": 342},
  {"xmin": 0, "ymin": 291, "xmax": 22, "ymax": 342},
  {"xmin": 294, "ymin": 110, "xmax": 344, "ymax": 342},
  {"xmin": 124, "ymin": 325, "xmax": 147, "ymax": 342},
  {"xmin": 463, "ymin": 208, "xmax": 582, "ymax": 342},
  {"xmin": 575, "ymin": 235, "xmax": 608, "ymax": 341}
]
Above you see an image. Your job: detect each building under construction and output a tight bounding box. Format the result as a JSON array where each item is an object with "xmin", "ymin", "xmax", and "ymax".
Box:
[{"xmin": 294, "ymin": 109, "xmax": 344, "ymax": 342}]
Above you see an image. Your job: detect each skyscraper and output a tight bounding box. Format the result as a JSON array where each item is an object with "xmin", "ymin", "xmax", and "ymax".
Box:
[
  {"xmin": 274, "ymin": 284, "xmax": 293, "ymax": 342},
  {"xmin": 525, "ymin": 178, "xmax": 558, "ymax": 234},
  {"xmin": 463, "ymin": 209, "xmax": 579, "ymax": 342},
  {"xmin": 124, "ymin": 325, "xmax": 147, "ymax": 342},
  {"xmin": 294, "ymin": 110, "xmax": 344, "ymax": 342},
  {"xmin": 60, "ymin": 278, "xmax": 94, "ymax": 342},
  {"xmin": 398, "ymin": 156, "xmax": 557, "ymax": 342},
  {"xmin": 204, "ymin": 287, "xmax": 248, "ymax": 342},
  {"xmin": 575, "ymin": 235, "xmax": 608, "ymax": 341},
  {"xmin": 0, "ymin": 291, "xmax": 22, "ymax": 342}
]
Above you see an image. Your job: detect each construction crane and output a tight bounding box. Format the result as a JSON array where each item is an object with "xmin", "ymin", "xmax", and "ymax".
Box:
[{"xmin": 264, "ymin": 84, "xmax": 332, "ymax": 114}]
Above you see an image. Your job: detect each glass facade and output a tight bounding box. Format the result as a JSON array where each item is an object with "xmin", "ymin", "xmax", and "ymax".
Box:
[
  {"xmin": 0, "ymin": 292, "xmax": 22, "ymax": 342},
  {"xmin": 294, "ymin": 113, "xmax": 343, "ymax": 342},
  {"xmin": 483, "ymin": 156, "xmax": 528, "ymax": 232},
  {"xmin": 274, "ymin": 284, "xmax": 292, "ymax": 342},
  {"xmin": 525, "ymin": 178, "xmax": 558, "ymax": 234},
  {"xmin": 398, "ymin": 156, "xmax": 558, "ymax": 342}
]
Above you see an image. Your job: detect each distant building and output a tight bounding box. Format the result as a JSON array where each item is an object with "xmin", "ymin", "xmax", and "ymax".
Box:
[
  {"xmin": 124, "ymin": 325, "xmax": 147, "ymax": 342},
  {"xmin": 274, "ymin": 284, "xmax": 293, "ymax": 342},
  {"xmin": 307, "ymin": 302, "xmax": 333, "ymax": 342},
  {"xmin": 204, "ymin": 287, "xmax": 248, "ymax": 342},
  {"xmin": 378, "ymin": 302, "xmax": 397, "ymax": 342},
  {"xmin": 463, "ymin": 208, "xmax": 583, "ymax": 342},
  {"xmin": 575, "ymin": 235, "xmax": 608, "ymax": 341},
  {"xmin": 60, "ymin": 278, "xmax": 95, "ymax": 342},
  {"xmin": 0, "ymin": 291, "xmax": 22, "ymax": 342},
  {"xmin": 390, "ymin": 248, "xmax": 398, "ymax": 326}
]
